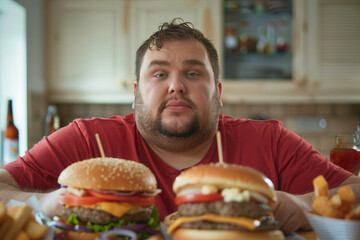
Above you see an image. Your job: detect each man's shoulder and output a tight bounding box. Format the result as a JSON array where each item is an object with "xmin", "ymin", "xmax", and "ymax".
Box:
[
  {"xmin": 73, "ymin": 113, "xmax": 135, "ymax": 126},
  {"xmin": 220, "ymin": 114, "xmax": 283, "ymax": 128},
  {"xmin": 68, "ymin": 113, "xmax": 136, "ymax": 135}
]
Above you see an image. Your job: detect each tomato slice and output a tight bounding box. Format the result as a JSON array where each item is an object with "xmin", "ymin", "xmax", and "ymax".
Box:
[
  {"xmin": 60, "ymin": 192, "xmax": 155, "ymax": 206},
  {"xmin": 175, "ymin": 193, "xmax": 223, "ymax": 205},
  {"xmin": 88, "ymin": 190, "xmax": 155, "ymax": 205},
  {"xmin": 53, "ymin": 216, "xmax": 67, "ymax": 224},
  {"xmin": 60, "ymin": 192, "xmax": 107, "ymax": 206}
]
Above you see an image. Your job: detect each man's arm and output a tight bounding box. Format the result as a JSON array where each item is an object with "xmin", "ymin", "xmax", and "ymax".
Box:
[
  {"xmin": 273, "ymin": 175, "xmax": 360, "ymax": 234},
  {"xmin": 0, "ymin": 169, "xmax": 65, "ymax": 218}
]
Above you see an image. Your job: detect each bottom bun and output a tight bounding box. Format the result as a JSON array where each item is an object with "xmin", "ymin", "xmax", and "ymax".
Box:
[
  {"xmin": 146, "ymin": 234, "xmax": 165, "ymax": 240},
  {"xmin": 55, "ymin": 228, "xmax": 99, "ymax": 240},
  {"xmin": 172, "ymin": 228, "xmax": 285, "ymax": 240}
]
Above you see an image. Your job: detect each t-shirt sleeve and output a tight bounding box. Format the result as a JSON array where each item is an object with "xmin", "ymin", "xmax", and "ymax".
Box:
[
  {"xmin": 3, "ymin": 120, "xmax": 93, "ymax": 191},
  {"xmin": 274, "ymin": 125, "xmax": 352, "ymax": 194}
]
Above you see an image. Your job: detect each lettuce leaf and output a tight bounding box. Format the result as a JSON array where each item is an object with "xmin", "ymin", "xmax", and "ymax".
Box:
[{"xmin": 58, "ymin": 206, "xmax": 160, "ymax": 240}]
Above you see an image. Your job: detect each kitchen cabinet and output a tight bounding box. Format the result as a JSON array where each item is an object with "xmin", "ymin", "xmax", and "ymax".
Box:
[
  {"xmin": 306, "ymin": 0, "xmax": 360, "ymax": 101},
  {"xmin": 223, "ymin": 0, "xmax": 293, "ymax": 80},
  {"xmin": 47, "ymin": 0, "xmax": 359, "ymax": 104},
  {"xmin": 46, "ymin": 0, "xmax": 221, "ymax": 103},
  {"xmin": 221, "ymin": 0, "xmax": 360, "ymax": 103},
  {"xmin": 47, "ymin": 0, "xmax": 131, "ymax": 103}
]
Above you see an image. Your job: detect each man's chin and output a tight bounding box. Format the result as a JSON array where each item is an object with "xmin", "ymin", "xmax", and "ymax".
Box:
[{"xmin": 157, "ymin": 120, "xmax": 197, "ymax": 138}]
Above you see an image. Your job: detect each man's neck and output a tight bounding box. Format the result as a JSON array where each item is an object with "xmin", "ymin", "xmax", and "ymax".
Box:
[{"xmin": 146, "ymin": 135, "xmax": 215, "ymax": 170}]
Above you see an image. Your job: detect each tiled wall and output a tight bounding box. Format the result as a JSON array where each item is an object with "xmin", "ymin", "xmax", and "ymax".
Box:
[
  {"xmin": 221, "ymin": 103, "xmax": 360, "ymax": 157},
  {"xmin": 29, "ymin": 102, "xmax": 360, "ymax": 158}
]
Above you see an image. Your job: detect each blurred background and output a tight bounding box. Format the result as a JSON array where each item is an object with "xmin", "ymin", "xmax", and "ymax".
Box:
[{"xmin": 1, "ymin": 0, "xmax": 359, "ymax": 159}]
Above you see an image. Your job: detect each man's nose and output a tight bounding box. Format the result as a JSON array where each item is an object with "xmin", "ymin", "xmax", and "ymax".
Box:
[{"xmin": 168, "ymin": 73, "xmax": 186, "ymax": 94}]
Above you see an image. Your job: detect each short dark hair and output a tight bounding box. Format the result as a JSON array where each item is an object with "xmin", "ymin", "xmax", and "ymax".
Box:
[{"xmin": 135, "ymin": 18, "xmax": 219, "ymax": 83}]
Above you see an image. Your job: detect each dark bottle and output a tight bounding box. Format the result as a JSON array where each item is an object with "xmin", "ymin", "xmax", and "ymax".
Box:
[
  {"xmin": 2, "ymin": 99, "xmax": 19, "ymax": 166},
  {"xmin": 330, "ymin": 134, "xmax": 360, "ymax": 175},
  {"xmin": 354, "ymin": 119, "xmax": 360, "ymax": 148},
  {"xmin": 44, "ymin": 105, "xmax": 60, "ymax": 136}
]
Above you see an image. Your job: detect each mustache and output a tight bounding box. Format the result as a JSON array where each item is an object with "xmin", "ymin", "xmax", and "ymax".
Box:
[{"xmin": 158, "ymin": 96, "xmax": 195, "ymax": 113}]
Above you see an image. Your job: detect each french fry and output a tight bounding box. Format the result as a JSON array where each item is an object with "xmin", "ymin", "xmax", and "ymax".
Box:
[
  {"xmin": 345, "ymin": 205, "xmax": 360, "ymax": 220},
  {"xmin": 0, "ymin": 201, "xmax": 6, "ymax": 223},
  {"xmin": 0, "ymin": 202, "xmax": 49, "ymax": 240},
  {"xmin": 313, "ymin": 175, "xmax": 328, "ymax": 197},
  {"xmin": 312, "ymin": 196, "xmax": 345, "ymax": 219},
  {"xmin": 24, "ymin": 219, "xmax": 49, "ymax": 239},
  {"xmin": 330, "ymin": 194, "xmax": 342, "ymax": 208},
  {"xmin": 0, "ymin": 213, "xmax": 14, "ymax": 238},
  {"xmin": 14, "ymin": 230, "xmax": 31, "ymax": 240},
  {"xmin": 337, "ymin": 186, "xmax": 355, "ymax": 214},
  {"xmin": 311, "ymin": 175, "xmax": 360, "ymax": 222},
  {"xmin": 3, "ymin": 205, "xmax": 32, "ymax": 240}
]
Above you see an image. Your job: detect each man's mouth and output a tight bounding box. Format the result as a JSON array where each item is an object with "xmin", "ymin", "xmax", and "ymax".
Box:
[{"xmin": 163, "ymin": 100, "xmax": 191, "ymax": 113}]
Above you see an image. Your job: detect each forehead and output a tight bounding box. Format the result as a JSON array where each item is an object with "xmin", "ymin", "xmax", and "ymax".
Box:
[{"xmin": 142, "ymin": 39, "xmax": 210, "ymax": 67}]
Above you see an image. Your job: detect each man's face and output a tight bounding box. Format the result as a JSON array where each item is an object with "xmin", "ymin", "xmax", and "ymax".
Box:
[{"xmin": 134, "ymin": 40, "xmax": 222, "ymax": 139}]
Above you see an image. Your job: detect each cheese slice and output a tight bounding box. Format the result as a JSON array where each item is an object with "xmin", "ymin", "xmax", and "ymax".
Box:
[
  {"xmin": 65, "ymin": 201, "xmax": 138, "ymax": 218},
  {"xmin": 167, "ymin": 214, "xmax": 261, "ymax": 233}
]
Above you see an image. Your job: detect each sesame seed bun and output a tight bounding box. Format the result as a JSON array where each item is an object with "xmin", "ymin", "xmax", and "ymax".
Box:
[
  {"xmin": 173, "ymin": 163, "xmax": 276, "ymax": 207},
  {"xmin": 58, "ymin": 158, "xmax": 157, "ymax": 191},
  {"xmin": 172, "ymin": 228, "xmax": 285, "ymax": 240}
]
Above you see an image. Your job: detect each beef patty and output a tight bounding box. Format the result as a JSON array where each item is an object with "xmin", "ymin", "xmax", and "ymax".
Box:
[
  {"xmin": 63, "ymin": 205, "xmax": 154, "ymax": 224},
  {"xmin": 178, "ymin": 201, "xmax": 278, "ymax": 231},
  {"xmin": 178, "ymin": 201, "xmax": 269, "ymax": 218}
]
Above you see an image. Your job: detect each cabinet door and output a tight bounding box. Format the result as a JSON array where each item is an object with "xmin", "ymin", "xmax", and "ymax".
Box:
[
  {"xmin": 306, "ymin": 0, "xmax": 360, "ymax": 98},
  {"xmin": 220, "ymin": 0, "xmax": 312, "ymax": 103},
  {"xmin": 48, "ymin": 0, "xmax": 132, "ymax": 103},
  {"xmin": 128, "ymin": 0, "xmax": 221, "ymax": 82}
]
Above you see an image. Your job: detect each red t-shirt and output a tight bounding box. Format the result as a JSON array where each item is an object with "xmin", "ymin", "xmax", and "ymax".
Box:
[{"xmin": 3, "ymin": 113, "xmax": 351, "ymax": 220}]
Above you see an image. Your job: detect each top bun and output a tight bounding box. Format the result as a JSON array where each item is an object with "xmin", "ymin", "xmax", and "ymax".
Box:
[
  {"xmin": 173, "ymin": 163, "xmax": 276, "ymax": 207},
  {"xmin": 58, "ymin": 158, "xmax": 157, "ymax": 191}
]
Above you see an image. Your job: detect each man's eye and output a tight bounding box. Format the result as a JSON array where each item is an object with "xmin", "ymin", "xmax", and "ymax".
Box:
[
  {"xmin": 155, "ymin": 73, "xmax": 166, "ymax": 78},
  {"xmin": 187, "ymin": 72, "xmax": 199, "ymax": 78}
]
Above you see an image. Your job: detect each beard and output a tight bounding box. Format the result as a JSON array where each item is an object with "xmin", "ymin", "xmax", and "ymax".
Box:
[
  {"xmin": 155, "ymin": 112, "xmax": 199, "ymax": 138},
  {"xmin": 134, "ymin": 88, "xmax": 221, "ymax": 151}
]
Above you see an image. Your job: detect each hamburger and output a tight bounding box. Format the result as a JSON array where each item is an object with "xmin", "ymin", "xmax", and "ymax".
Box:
[
  {"xmin": 167, "ymin": 163, "xmax": 285, "ymax": 240},
  {"xmin": 53, "ymin": 157, "xmax": 161, "ymax": 240}
]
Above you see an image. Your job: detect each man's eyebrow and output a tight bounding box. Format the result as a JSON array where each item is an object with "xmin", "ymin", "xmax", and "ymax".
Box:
[
  {"xmin": 148, "ymin": 59, "xmax": 205, "ymax": 68},
  {"xmin": 183, "ymin": 59, "xmax": 205, "ymax": 67},
  {"xmin": 148, "ymin": 60, "xmax": 170, "ymax": 68}
]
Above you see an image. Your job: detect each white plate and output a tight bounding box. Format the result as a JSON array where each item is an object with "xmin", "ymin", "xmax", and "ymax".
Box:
[{"xmin": 305, "ymin": 212, "xmax": 360, "ymax": 240}]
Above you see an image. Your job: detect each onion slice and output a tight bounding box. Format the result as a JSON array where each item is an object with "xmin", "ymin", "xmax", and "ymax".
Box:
[
  {"xmin": 142, "ymin": 189, "xmax": 162, "ymax": 196},
  {"xmin": 177, "ymin": 187, "xmax": 202, "ymax": 196},
  {"xmin": 116, "ymin": 224, "xmax": 148, "ymax": 230},
  {"xmin": 92, "ymin": 188, "xmax": 162, "ymax": 197},
  {"xmin": 99, "ymin": 229, "xmax": 138, "ymax": 240},
  {"xmin": 54, "ymin": 229, "xmax": 72, "ymax": 239},
  {"xmin": 74, "ymin": 225, "xmax": 94, "ymax": 232},
  {"xmin": 92, "ymin": 189, "xmax": 139, "ymax": 196},
  {"xmin": 52, "ymin": 220, "xmax": 94, "ymax": 233},
  {"xmin": 52, "ymin": 221, "xmax": 75, "ymax": 230},
  {"xmin": 250, "ymin": 191, "xmax": 268, "ymax": 204}
]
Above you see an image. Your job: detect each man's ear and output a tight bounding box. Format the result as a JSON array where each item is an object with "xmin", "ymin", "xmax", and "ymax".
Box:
[
  {"xmin": 134, "ymin": 81, "xmax": 137, "ymax": 96},
  {"xmin": 217, "ymin": 81, "xmax": 223, "ymax": 107}
]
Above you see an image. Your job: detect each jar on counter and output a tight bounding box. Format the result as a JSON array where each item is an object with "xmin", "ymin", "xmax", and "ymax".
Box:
[
  {"xmin": 276, "ymin": 20, "xmax": 289, "ymax": 52},
  {"xmin": 254, "ymin": 0, "xmax": 265, "ymax": 13},
  {"xmin": 225, "ymin": 27, "xmax": 238, "ymax": 52},
  {"xmin": 265, "ymin": 21, "xmax": 276, "ymax": 54},
  {"xmin": 330, "ymin": 134, "xmax": 360, "ymax": 175}
]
